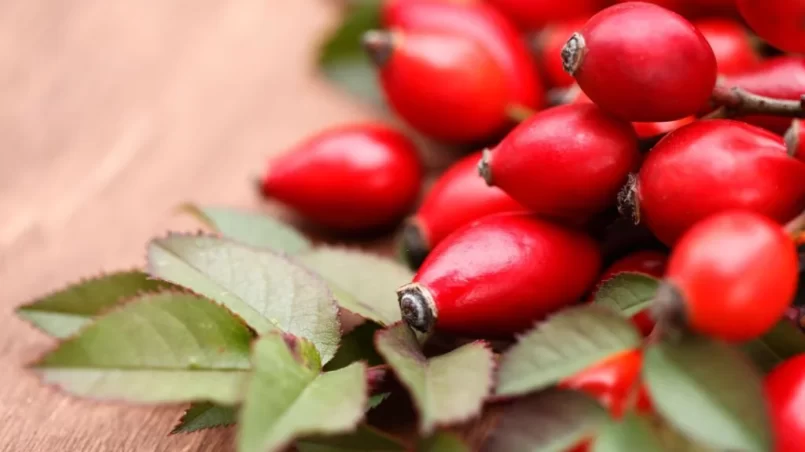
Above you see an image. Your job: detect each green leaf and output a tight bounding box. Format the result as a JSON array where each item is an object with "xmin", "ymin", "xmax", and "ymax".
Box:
[
  {"xmin": 483, "ymin": 389, "xmax": 607, "ymax": 452},
  {"xmin": 238, "ymin": 333, "xmax": 367, "ymax": 452},
  {"xmin": 495, "ymin": 306, "xmax": 642, "ymax": 397},
  {"xmin": 179, "ymin": 203, "xmax": 312, "ymax": 253},
  {"xmin": 643, "ymin": 335, "xmax": 772, "ymax": 451},
  {"xmin": 592, "ymin": 414, "xmax": 664, "ymax": 452},
  {"xmin": 375, "ymin": 323, "xmax": 494, "ymax": 434},
  {"xmin": 324, "ymin": 322, "xmax": 383, "ymax": 371},
  {"xmin": 419, "ymin": 432, "xmax": 470, "ymax": 452},
  {"xmin": 296, "ymin": 425, "xmax": 405, "ymax": 452},
  {"xmin": 148, "ymin": 234, "xmax": 340, "ymax": 363},
  {"xmin": 31, "ymin": 291, "xmax": 252, "ymax": 404},
  {"xmin": 16, "ymin": 270, "xmax": 175, "ymax": 338},
  {"xmin": 171, "ymin": 402, "xmax": 237, "ymax": 434},
  {"xmin": 318, "ymin": 0, "xmax": 384, "ymax": 108},
  {"xmin": 296, "ymin": 246, "xmax": 411, "ymax": 326},
  {"xmin": 593, "ymin": 272, "xmax": 660, "ymax": 316},
  {"xmin": 741, "ymin": 319, "xmax": 805, "ymax": 373}
]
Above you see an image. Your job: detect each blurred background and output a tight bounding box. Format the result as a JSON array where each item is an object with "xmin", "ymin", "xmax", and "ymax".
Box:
[{"xmin": 0, "ymin": 2, "xmax": 373, "ymax": 450}]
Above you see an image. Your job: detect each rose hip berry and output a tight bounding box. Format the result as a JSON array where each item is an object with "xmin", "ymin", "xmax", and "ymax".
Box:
[
  {"xmin": 562, "ymin": 2, "xmax": 717, "ymax": 122},
  {"xmin": 397, "ymin": 213, "xmax": 601, "ymax": 337},
  {"xmin": 536, "ymin": 18, "xmax": 588, "ymax": 89},
  {"xmin": 694, "ymin": 19, "xmax": 759, "ymax": 75},
  {"xmin": 383, "ymin": 0, "xmax": 542, "ymax": 113},
  {"xmin": 400, "ymin": 151, "xmax": 524, "ymax": 269},
  {"xmin": 786, "ymin": 120, "xmax": 805, "ymax": 163},
  {"xmin": 568, "ymin": 85, "xmax": 696, "ymax": 139},
  {"xmin": 559, "ymin": 349, "xmax": 653, "ymax": 418},
  {"xmin": 479, "ymin": 103, "xmax": 640, "ymax": 221},
  {"xmin": 364, "ymin": 29, "xmax": 510, "ymax": 144},
  {"xmin": 723, "ymin": 57, "xmax": 805, "ymax": 134},
  {"xmin": 658, "ymin": 210, "xmax": 799, "ymax": 342},
  {"xmin": 260, "ymin": 123, "xmax": 421, "ymax": 231},
  {"xmin": 631, "ymin": 119, "xmax": 805, "ymax": 245},
  {"xmin": 738, "ymin": 0, "xmax": 805, "ymax": 54},
  {"xmin": 485, "ymin": 0, "xmax": 605, "ymax": 31},
  {"xmin": 766, "ymin": 354, "xmax": 805, "ymax": 452},
  {"xmin": 615, "ymin": 0, "xmax": 737, "ymax": 17}
]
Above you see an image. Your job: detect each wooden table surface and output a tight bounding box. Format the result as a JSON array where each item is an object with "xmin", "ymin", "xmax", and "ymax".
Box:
[{"xmin": 0, "ymin": 1, "xmax": 393, "ymax": 450}]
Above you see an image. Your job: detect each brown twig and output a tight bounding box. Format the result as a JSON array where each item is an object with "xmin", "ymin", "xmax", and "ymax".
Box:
[{"xmin": 707, "ymin": 85, "xmax": 805, "ymax": 120}]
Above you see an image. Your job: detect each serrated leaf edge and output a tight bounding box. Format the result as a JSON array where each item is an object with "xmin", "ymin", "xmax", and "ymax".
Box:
[
  {"xmin": 375, "ymin": 322, "xmax": 496, "ymax": 434},
  {"xmin": 170, "ymin": 403, "xmax": 238, "ymax": 435},
  {"xmin": 146, "ymin": 232, "xmax": 343, "ymax": 359}
]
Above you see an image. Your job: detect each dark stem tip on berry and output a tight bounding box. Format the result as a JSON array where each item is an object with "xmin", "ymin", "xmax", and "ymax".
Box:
[
  {"xmin": 785, "ymin": 120, "xmax": 800, "ymax": 157},
  {"xmin": 399, "ymin": 220, "xmax": 430, "ymax": 270},
  {"xmin": 616, "ymin": 173, "xmax": 640, "ymax": 224},
  {"xmin": 560, "ymin": 32, "xmax": 586, "ymax": 76},
  {"xmin": 478, "ymin": 148, "xmax": 494, "ymax": 186},
  {"xmin": 397, "ymin": 283, "xmax": 437, "ymax": 333},
  {"xmin": 362, "ymin": 30, "xmax": 394, "ymax": 68}
]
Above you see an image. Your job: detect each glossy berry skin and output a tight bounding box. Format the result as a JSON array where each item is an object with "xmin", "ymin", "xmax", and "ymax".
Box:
[
  {"xmin": 261, "ymin": 123, "xmax": 421, "ymax": 231},
  {"xmin": 485, "ymin": 0, "xmax": 605, "ymax": 31},
  {"xmin": 383, "ymin": 0, "xmax": 542, "ymax": 112},
  {"xmin": 738, "ymin": 0, "xmax": 805, "ymax": 54},
  {"xmin": 785, "ymin": 120, "xmax": 805, "ymax": 163},
  {"xmin": 724, "ymin": 57, "xmax": 805, "ymax": 134},
  {"xmin": 480, "ymin": 103, "xmax": 640, "ymax": 221},
  {"xmin": 537, "ymin": 19, "xmax": 588, "ymax": 89},
  {"xmin": 635, "ymin": 120, "xmax": 805, "ymax": 245},
  {"xmin": 559, "ymin": 349, "xmax": 653, "ymax": 418},
  {"xmin": 564, "ymin": 2, "xmax": 717, "ymax": 122},
  {"xmin": 695, "ymin": 19, "xmax": 759, "ymax": 75},
  {"xmin": 569, "ymin": 86, "xmax": 695, "ymax": 139},
  {"xmin": 401, "ymin": 151, "xmax": 524, "ymax": 268},
  {"xmin": 365, "ymin": 29, "xmax": 509, "ymax": 143},
  {"xmin": 766, "ymin": 354, "xmax": 805, "ymax": 452},
  {"xmin": 665, "ymin": 210, "xmax": 799, "ymax": 342},
  {"xmin": 397, "ymin": 213, "xmax": 601, "ymax": 337}
]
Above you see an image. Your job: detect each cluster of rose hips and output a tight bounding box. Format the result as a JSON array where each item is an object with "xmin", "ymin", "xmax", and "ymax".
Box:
[{"xmin": 260, "ymin": 0, "xmax": 805, "ymax": 448}]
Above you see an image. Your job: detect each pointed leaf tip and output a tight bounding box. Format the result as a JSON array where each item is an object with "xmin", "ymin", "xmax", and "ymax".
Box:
[
  {"xmin": 375, "ymin": 323, "xmax": 494, "ymax": 434},
  {"xmin": 496, "ymin": 305, "xmax": 641, "ymax": 397},
  {"xmin": 16, "ymin": 270, "xmax": 177, "ymax": 338},
  {"xmin": 32, "ymin": 292, "xmax": 252, "ymax": 404},
  {"xmin": 179, "ymin": 204, "xmax": 312, "ymax": 252},
  {"xmin": 592, "ymin": 272, "xmax": 660, "ymax": 316}
]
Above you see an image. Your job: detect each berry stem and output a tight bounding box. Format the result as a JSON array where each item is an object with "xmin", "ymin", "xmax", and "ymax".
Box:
[
  {"xmin": 396, "ymin": 283, "xmax": 437, "ymax": 333},
  {"xmin": 707, "ymin": 85, "xmax": 805, "ymax": 119}
]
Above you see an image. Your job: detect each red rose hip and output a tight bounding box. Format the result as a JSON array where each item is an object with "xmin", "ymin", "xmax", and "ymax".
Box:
[
  {"xmin": 562, "ymin": 2, "xmax": 717, "ymax": 121},
  {"xmin": 401, "ymin": 151, "xmax": 524, "ymax": 268},
  {"xmin": 485, "ymin": 0, "xmax": 605, "ymax": 31},
  {"xmin": 559, "ymin": 349, "xmax": 653, "ymax": 418},
  {"xmin": 364, "ymin": 29, "xmax": 510, "ymax": 144},
  {"xmin": 738, "ymin": 0, "xmax": 805, "ymax": 54},
  {"xmin": 694, "ymin": 19, "xmax": 759, "ymax": 75},
  {"xmin": 260, "ymin": 123, "xmax": 422, "ymax": 231},
  {"xmin": 397, "ymin": 213, "xmax": 601, "ymax": 336},
  {"xmin": 383, "ymin": 0, "xmax": 542, "ymax": 113},
  {"xmin": 659, "ymin": 210, "xmax": 799, "ymax": 342},
  {"xmin": 765, "ymin": 354, "xmax": 805, "ymax": 452},
  {"xmin": 632, "ymin": 119, "xmax": 805, "ymax": 245},
  {"xmin": 479, "ymin": 103, "xmax": 640, "ymax": 220}
]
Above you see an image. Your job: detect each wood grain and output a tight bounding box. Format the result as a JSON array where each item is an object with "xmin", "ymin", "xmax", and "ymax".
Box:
[{"xmin": 0, "ymin": 1, "xmax": 387, "ymax": 450}]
